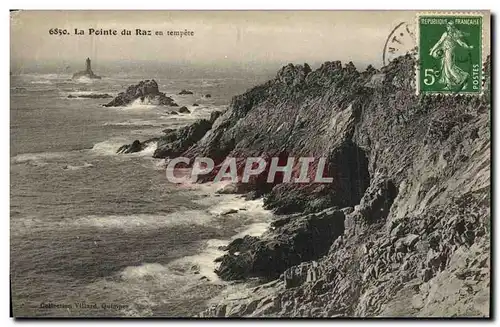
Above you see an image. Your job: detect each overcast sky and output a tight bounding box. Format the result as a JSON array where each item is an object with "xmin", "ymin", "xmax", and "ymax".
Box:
[{"xmin": 10, "ymin": 10, "xmax": 491, "ymax": 69}]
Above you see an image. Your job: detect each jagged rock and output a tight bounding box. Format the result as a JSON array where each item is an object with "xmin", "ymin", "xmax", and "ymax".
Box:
[
  {"xmin": 116, "ymin": 138, "xmax": 159, "ymax": 155},
  {"xmin": 344, "ymin": 172, "xmax": 398, "ymax": 236},
  {"xmin": 221, "ymin": 209, "xmax": 238, "ymax": 216},
  {"xmin": 152, "ymin": 118, "xmax": 215, "ymax": 158},
  {"xmin": 341, "ymin": 207, "xmax": 354, "ymax": 215},
  {"xmin": 193, "ymin": 103, "xmax": 199, "ymax": 106},
  {"xmin": 126, "ymin": 111, "xmax": 224, "ymax": 159},
  {"xmin": 277, "ymin": 63, "xmax": 311, "ymax": 87},
  {"xmin": 179, "ymin": 89, "xmax": 194, "ymax": 95},
  {"xmin": 364, "ymin": 73, "xmax": 385, "ymax": 88},
  {"xmin": 217, "ymin": 235, "xmax": 260, "ymax": 254},
  {"xmin": 116, "ymin": 140, "xmax": 143, "ymax": 154},
  {"xmin": 283, "ymin": 261, "xmax": 320, "ymax": 289},
  {"xmin": 103, "ymin": 79, "xmax": 178, "ymax": 107},
  {"xmin": 209, "ymin": 111, "xmax": 222, "ymax": 123},
  {"xmin": 178, "ymin": 106, "xmax": 191, "ymax": 114},
  {"xmin": 401, "ymin": 234, "xmax": 420, "ymax": 248},
  {"xmin": 357, "ymin": 172, "xmax": 398, "ymax": 223},
  {"xmin": 214, "ymin": 208, "xmax": 345, "ymax": 281}
]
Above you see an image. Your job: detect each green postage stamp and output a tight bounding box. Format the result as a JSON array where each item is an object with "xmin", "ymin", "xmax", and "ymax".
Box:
[{"xmin": 417, "ymin": 13, "xmax": 483, "ymax": 95}]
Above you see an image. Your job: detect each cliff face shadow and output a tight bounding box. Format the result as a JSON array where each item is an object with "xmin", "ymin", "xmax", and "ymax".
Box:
[{"xmin": 327, "ymin": 140, "xmax": 371, "ymax": 209}]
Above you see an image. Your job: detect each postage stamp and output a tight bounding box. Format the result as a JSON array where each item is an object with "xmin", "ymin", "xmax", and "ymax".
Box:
[{"xmin": 417, "ymin": 13, "xmax": 483, "ymax": 95}]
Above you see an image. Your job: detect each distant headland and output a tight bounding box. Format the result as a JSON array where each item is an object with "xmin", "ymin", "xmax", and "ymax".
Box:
[{"xmin": 72, "ymin": 58, "xmax": 101, "ymax": 79}]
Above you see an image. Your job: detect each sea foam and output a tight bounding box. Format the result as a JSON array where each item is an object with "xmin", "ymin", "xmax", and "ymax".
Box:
[
  {"xmin": 91, "ymin": 139, "xmax": 128, "ymax": 156},
  {"xmin": 71, "ymin": 210, "xmax": 215, "ymax": 230}
]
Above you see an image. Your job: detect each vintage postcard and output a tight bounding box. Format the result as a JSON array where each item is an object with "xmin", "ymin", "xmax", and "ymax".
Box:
[{"xmin": 10, "ymin": 10, "xmax": 491, "ymax": 318}]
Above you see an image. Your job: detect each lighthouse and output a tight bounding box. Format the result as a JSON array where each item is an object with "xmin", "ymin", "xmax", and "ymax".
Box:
[
  {"xmin": 72, "ymin": 57, "xmax": 101, "ymax": 79},
  {"xmin": 86, "ymin": 58, "xmax": 91, "ymax": 72}
]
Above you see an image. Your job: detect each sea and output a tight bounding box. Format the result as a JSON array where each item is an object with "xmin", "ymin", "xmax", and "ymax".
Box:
[{"xmin": 10, "ymin": 64, "xmax": 275, "ymax": 317}]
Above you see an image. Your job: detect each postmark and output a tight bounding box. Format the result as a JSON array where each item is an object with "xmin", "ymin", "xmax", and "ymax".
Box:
[
  {"xmin": 417, "ymin": 13, "xmax": 483, "ymax": 95},
  {"xmin": 382, "ymin": 21, "xmax": 417, "ymax": 66}
]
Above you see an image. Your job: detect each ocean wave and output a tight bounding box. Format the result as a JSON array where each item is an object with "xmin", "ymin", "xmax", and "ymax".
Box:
[
  {"xmin": 30, "ymin": 80, "xmax": 53, "ymax": 85},
  {"xmin": 103, "ymin": 119, "xmax": 166, "ymax": 127},
  {"xmin": 232, "ymin": 221, "xmax": 270, "ymax": 238},
  {"xmin": 65, "ymin": 91, "xmax": 96, "ymax": 96},
  {"xmin": 143, "ymin": 206, "xmax": 271, "ymax": 286},
  {"xmin": 207, "ymin": 197, "xmax": 270, "ymax": 217},
  {"xmin": 21, "ymin": 73, "xmax": 70, "ymax": 80},
  {"xmin": 91, "ymin": 138, "xmax": 157, "ymax": 157},
  {"xmin": 11, "ymin": 150, "xmax": 96, "ymax": 170},
  {"xmin": 124, "ymin": 141, "xmax": 158, "ymax": 158},
  {"xmin": 166, "ymin": 238, "xmax": 227, "ymax": 282},
  {"xmin": 19, "ymin": 188, "xmax": 272, "ymax": 316},
  {"xmin": 62, "ymin": 162, "xmax": 94, "ymax": 170},
  {"xmin": 73, "ymin": 76, "xmax": 95, "ymax": 84},
  {"xmin": 97, "ymin": 256, "xmax": 225, "ymax": 316},
  {"xmin": 174, "ymin": 219, "xmax": 270, "ymax": 283},
  {"xmin": 20, "ymin": 87, "xmax": 56, "ymax": 93},
  {"xmin": 41, "ymin": 73, "xmax": 67, "ymax": 79},
  {"xmin": 157, "ymin": 106, "xmax": 220, "ymax": 123},
  {"xmin": 121, "ymin": 98, "xmax": 160, "ymax": 110},
  {"xmin": 200, "ymin": 80, "xmax": 222, "ymax": 87},
  {"xmin": 120, "ymin": 263, "xmax": 175, "ymax": 281},
  {"xmin": 71, "ymin": 210, "xmax": 214, "ymax": 230},
  {"xmin": 135, "ymin": 142, "xmax": 157, "ymax": 157},
  {"xmin": 90, "ymin": 139, "xmax": 126, "ymax": 156},
  {"xmin": 153, "ymin": 158, "xmax": 168, "ymax": 171},
  {"xmin": 111, "ymin": 234, "xmax": 256, "ymax": 314},
  {"xmin": 11, "ymin": 151, "xmax": 68, "ymax": 165}
]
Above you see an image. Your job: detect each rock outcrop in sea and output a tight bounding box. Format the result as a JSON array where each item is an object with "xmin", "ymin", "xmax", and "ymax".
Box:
[
  {"xmin": 68, "ymin": 93, "xmax": 112, "ymax": 99},
  {"xmin": 179, "ymin": 89, "xmax": 194, "ymax": 95},
  {"xmin": 116, "ymin": 111, "xmax": 222, "ymax": 155},
  {"xmin": 178, "ymin": 106, "xmax": 191, "ymax": 114},
  {"xmin": 72, "ymin": 57, "xmax": 102, "ymax": 79},
  {"xmin": 120, "ymin": 54, "xmax": 491, "ymax": 317},
  {"xmin": 103, "ymin": 79, "xmax": 178, "ymax": 107}
]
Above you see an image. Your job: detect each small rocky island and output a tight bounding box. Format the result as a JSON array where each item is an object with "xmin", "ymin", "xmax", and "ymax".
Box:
[
  {"xmin": 103, "ymin": 79, "xmax": 178, "ymax": 107},
  {"xmin": 72, "ymin": 58, "xmax": 102, "ymax": 79},
  {"xmin": 179, "ymin": 89, "xmax": 194, "ymax": 95}
]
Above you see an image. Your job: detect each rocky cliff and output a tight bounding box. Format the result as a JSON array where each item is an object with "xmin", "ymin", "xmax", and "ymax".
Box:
[
  {"xmin": 186, "ymin": 55, "xmax": 490, "ymax": 317},
  {"xmin": 116, "ymin": 54, "xmax": 490, "ymax": 317}
]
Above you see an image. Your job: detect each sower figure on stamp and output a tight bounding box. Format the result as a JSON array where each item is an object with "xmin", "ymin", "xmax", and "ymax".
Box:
[{"xmin": 429, "ymin": 20, "xmax": 474, "ymax": 91}]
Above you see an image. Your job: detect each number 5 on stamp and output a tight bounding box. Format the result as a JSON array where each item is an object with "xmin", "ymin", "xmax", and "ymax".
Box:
[{"xmin": 417, "ymin": 13, "xmax": 483, "ymax": 95}]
